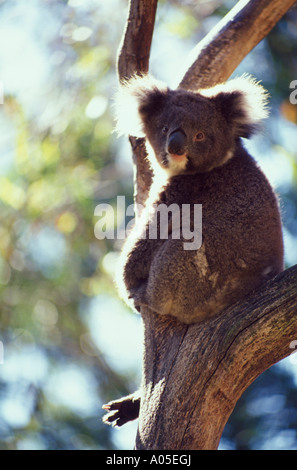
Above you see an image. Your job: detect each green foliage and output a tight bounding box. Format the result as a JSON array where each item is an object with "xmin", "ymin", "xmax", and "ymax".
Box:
[{"xmin": 0, "ymin": 0, "xmax": 138, "ymax": 450}]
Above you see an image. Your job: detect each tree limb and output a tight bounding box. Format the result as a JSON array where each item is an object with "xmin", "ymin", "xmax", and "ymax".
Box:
[
  {"xmin": 117, "ymin": 0, "xmax": 158, "ymax": 81},
  {"xmin": 117, "ymin": 0, "xmax": 157, "ymax": 210},
  {"xmin": 135, "ymin": 265, "xmax": 297, "ymax": 449},
  {"xmin": 179, "ymin": 0, "xmax": 297, "ymax": 90}
]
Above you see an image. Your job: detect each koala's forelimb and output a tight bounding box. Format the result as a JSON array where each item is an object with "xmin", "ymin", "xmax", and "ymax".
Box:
[
  {"xmin": 102, "ymin": 392, "xmax": 140, "ymax": 427},
  {"xmin": 120, "ymin": 212, "xmax": 169, "ymax": 308},
  {"xmin": 123, "ymin": 238, "xmax": 155, "ymax": 290},
  {"xmin": 123, "ymin": 237, "xmax": 165, "ymax": 311}
]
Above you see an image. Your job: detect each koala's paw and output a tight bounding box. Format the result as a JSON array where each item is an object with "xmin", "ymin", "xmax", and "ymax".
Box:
[{"xmin": 102, "ymin": 395, "xmax": 140, "ymax": 427}]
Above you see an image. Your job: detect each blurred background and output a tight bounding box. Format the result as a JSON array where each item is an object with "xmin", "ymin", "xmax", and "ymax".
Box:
[{"xmin": 0, "ymin": 0, "xmax": 297, "ymax": 450}]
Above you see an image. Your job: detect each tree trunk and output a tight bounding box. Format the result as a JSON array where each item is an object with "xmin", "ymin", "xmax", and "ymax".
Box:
[
  {"xmin": 117, "ymin": 0, "xmax": 158, "ymax": 210},
  {"xmin": 116, "ymin": 0, "xmax": 297, "ymax": 450},
  {"xmin": 135, "ymin": 265, "xmax": 297, "ymax": 449}
]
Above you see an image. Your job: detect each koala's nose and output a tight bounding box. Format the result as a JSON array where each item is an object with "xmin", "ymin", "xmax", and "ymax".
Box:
[{"xmin": 167, "ymin": 130, "xmax": 186, "ymax": 155}]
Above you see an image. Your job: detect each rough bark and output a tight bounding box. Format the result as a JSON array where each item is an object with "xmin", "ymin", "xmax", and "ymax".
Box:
[
  {"xmin": 116, "ymin": 0, "xmax": 297, "ymax": 450},
  {"xmin": 136, "ymin": 265, "xmax": 297, "ymax": 449},
  {"xmin": 117, "ymin": 0, "xmax": 158, "ymax": 81},
  {"xmin": 117, "ymin": 0, "xmax": 157, "ymax": 211}
]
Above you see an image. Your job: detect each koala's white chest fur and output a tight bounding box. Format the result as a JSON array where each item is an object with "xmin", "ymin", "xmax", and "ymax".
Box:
[{"xmin": 166, "ymin": 153, "xmax": 188, "ymax": 176}]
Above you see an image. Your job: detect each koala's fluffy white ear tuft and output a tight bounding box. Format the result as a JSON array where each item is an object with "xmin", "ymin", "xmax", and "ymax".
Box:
[
  {"xmin": 200, "ymin": 75, "xmax": 269, "ymax": 137},
  {"xmin": 114, "ymin": 74, "xmax": 168, "ymax": 137}
]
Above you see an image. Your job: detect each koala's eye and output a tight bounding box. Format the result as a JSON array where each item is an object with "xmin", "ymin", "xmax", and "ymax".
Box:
[
  {"xmin": 194, "ymin": 131, "xmax": 205, "ymax": 142},
  {"xmin": 162, "ymin": 126, "xmax": 169, "ymax": 134}
]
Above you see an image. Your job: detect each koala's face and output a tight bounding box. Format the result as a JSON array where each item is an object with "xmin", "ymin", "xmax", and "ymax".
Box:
[
  {"xmin": 116, "ymin": 75, "xmax": 268, "ymax": 176},
  {"xmin": 143, "ymin": 90, "xmax": 235, "ymax": 175}
]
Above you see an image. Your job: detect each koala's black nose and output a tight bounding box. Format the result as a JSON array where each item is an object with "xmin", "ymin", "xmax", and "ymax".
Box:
[{"xmin": 167, "ymin": 130, "xmax": 186, "ymax": 155}]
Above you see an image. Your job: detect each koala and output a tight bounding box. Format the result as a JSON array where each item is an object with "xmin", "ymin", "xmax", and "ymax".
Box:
[
  {"xmin": 103, "ymin": 74, "xmax": 284, "ymax": 427},
  {"xmin": 114, "ymin": 74, "xmax": 284, "ymax": 325}
]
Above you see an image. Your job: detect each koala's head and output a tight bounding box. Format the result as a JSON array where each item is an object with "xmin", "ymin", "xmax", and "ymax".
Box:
[{"xmin": 115, "ymin": 74, "xmax": 269, "ymax": 176}]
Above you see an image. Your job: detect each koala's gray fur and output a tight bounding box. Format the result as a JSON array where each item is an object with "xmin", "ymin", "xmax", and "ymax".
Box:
[{"xmin": 115, "ymin": 74, "xmax": 284, "ymax": 324}]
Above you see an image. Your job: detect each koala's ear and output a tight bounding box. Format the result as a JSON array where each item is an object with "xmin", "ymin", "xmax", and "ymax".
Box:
[
  {"xmin": 114, "ymin": 74, "xmax": 168, "ymax": 137},
  {"xmin": 201, "ymin": 75, "xmax": 269, "ymax": 138}
]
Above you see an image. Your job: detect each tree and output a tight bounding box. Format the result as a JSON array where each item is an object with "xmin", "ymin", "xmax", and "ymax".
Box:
[{"xmin": 115, "ymin": 0, "xmax": 297, "ymax": 450}]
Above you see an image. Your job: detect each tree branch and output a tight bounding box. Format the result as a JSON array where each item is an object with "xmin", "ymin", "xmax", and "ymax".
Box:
[
  {"xmin": 135, "ymin": 265, "xmax": 297, "ymax": 450},
  {"xmin": 117, "ymin": 0, "xmax": 158, "ymax": 211},
  {"xmin": 117, "ymin": 0, "xmax": 158, "ymax": 81},
  {"xmin": 179, "ymin": 0, "xmax": 297, "ymax": 90}
]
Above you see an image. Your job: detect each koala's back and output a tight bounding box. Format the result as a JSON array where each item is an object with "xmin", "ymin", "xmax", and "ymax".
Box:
[{"xmin": 145, "ymin": 143, "xmax": 283, "ymax": 323}]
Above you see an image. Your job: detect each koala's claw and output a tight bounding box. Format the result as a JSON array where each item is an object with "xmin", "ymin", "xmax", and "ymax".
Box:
[{"xmin": 102, "ymin": 395, "xmax": 140, "ymax": 427}]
